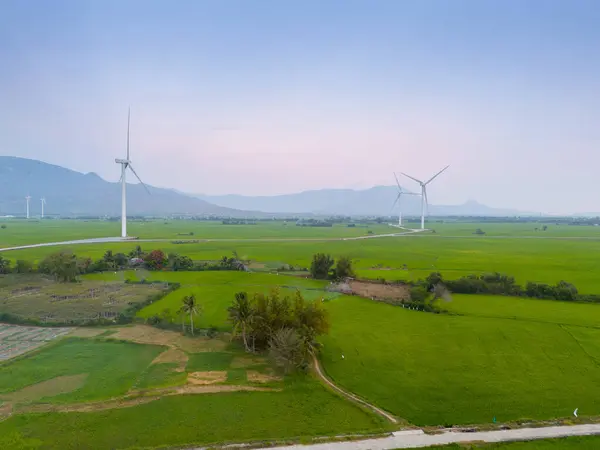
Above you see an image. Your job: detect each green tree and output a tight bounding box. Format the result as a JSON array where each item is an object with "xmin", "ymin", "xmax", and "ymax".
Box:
[
  {"xmin": 14, "ymin": 259, "xmax": 33, "ymax": 274},
  {"xmin": 179, "ymin": 294, "xmax": 201, "ymax": 336},
  {"xmin": 268, "ymin": 328, "xmax": 305, "ymax": 374},
  {"xmin": 310, "ymin": 253, "xmax": 335, "ymax": 279},
  {"xmin": 129, "ymin": 245, "xmax": 144, "ymax": 258},
  {"xmin": 0, "ymin": 255, "xmax": 11, "ymax": 274},
  {"xmin": 332, "ymin": 256, "xmax": 355, "ymax": 279},
  {"xmin": 38, "ymin": 251, "xmax": 80, "ymax": 282},
  {"xmin": 228, "ymin": 291, "xmax": 255, "ymax": 351}
]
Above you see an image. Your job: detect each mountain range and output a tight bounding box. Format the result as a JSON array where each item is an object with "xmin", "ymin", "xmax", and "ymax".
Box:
[
  {"xmin": 1, "ymin": 156, "xmax": 526, "ymax": 217},
  {"xmin": 0, "ymin": 156, "xmax": 239, "ymax": 217},
  {"xmin": 198, "ymin": 189, "xmax": 524, "ymax": 217}
]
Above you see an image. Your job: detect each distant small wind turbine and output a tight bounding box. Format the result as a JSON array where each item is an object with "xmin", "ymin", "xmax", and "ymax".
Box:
[
  {"xmin": 115, "ymin": 108, "xmax": 150, "ymax": 238},
  {"xmin": 25, "ymin": 195, "xmax": 31, "ymax": 219},
  {"xmin": 391, "ymin": 172, "xmax": 419, "ymax": 226},
  {"xmin": 40, "ymin": 197, "xmax": 46, "ymax": 218},
  {"xmin": 401, "ymin": 166, "xmax": 450, "ymax": 230}
]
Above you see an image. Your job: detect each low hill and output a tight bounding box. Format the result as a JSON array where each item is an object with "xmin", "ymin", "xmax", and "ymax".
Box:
[{"xmin": 0, "ymin": 157, "xmax": 241, "ymax": 217}]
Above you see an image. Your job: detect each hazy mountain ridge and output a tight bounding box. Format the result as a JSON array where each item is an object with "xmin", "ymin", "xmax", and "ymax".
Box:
[
  {"xmin": 0, "ymin": 156, "xmax": 241, "ymax": 216},
  {"xmin": 198, "ymin": 188, "xmax": 526, "ymax": 217}
]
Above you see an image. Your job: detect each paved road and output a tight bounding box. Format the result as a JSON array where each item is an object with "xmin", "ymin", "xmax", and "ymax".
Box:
[
  {"xmin": 0, "ymin": 230, "xmax": 425, "ymax": 253},
  {"xmin": 246, "ymin": 424, "xmax": 600, "ymax": 450}
]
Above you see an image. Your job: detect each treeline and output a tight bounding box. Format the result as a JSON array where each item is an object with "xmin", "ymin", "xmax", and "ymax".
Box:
[
  {"xmin": 0, "ymin": 247, "xmax": 248, "ymax": 283},
  {"xmin": 228, "ymin": 289, "xmax": 329, "ymax": 373},
  {"xmin": 414, "ymin": 272, "xmax": 600, "ymax": 304}
]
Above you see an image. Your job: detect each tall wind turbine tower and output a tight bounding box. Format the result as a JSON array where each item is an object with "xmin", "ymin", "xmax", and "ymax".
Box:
[
  {"xmin": 401, "ymin": 166, "xmax": 449, "ymax": 230},
  {"xmin": 115, "ymin": 108, "xmax": 150, "ymax": 238},
  {"xmin": 40, "ymin": 198, "xmax": 46, "ymax": 218},
  {"xmin": 391, "ymin": 173, "xmax": 419, "ymax": 226},
  {"xmin": 25, "ymin": 195, "xmax": 31, "ymax": 219}
]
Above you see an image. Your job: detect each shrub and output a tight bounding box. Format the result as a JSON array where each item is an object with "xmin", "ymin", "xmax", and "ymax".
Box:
[
  {"xmin": 310, "ymin": 253, "xmax": 334, "ymax": 280},
  {"xmin": 14, "ymin": 259, "xmax": 33, "ymax": 274},
  {"xmin": 144, "ymin": 249, "xmax": 167, "ymax": 270},
  {"xmin": 332, "ymin": 256, "xmax": 355, "ymax": 280}
]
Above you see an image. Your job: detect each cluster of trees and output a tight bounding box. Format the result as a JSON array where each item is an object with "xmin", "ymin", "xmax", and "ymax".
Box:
[
  {"xmin": 295, "ymin": 219, "xmax": 334, "ymax": 227},
  {"xmin": 228, "ymin": 289, "xmax": 330, "ymax": 373},
  {"xmin": 412, "ymin": 272, "xmax": 599, "ymax": 304},
  {"xmin": 310, "ymin": 253, "xmax": 355, "ymax": 280},
  {"xmin": 222, "ymin": 219, "xmax": 257, "ymax": 225},
  {"xmin": 1, "ymin": 246, "xmax": 250, "ymax": 283}
]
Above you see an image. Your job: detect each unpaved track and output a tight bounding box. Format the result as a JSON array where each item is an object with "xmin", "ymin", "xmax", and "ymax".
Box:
[
  {"xmin": 312, "ymin": 356, "xmax": 398, "ymax": 424},
  {"xmin": 247, "ymin": 424, "xmax": 600, "ymax": 450}
]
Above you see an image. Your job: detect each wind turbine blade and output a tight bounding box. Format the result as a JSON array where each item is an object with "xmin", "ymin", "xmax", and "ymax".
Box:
[
  {"xmin": 425, "ymin": 165, "xmax": 449, "ymax": 185},
  {"xmin": 128, "ymin": 164, "xmax": 151, "ymax": 195},
  {"xmin": 401, "ymin": 172, "xmax": 423, "ymax": 185},
  {"xmin": 393, "ymin": 172, "xmax": 402, "ymax": 190},
  {"xmin": 127, "ymin": 107, "xmax": 131, "ymax": 161}
]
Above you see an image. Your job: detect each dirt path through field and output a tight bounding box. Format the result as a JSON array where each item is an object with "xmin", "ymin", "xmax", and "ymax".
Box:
[{"xmin": 312, "ymin": 355, "xmax": 399, "ymax": 424}]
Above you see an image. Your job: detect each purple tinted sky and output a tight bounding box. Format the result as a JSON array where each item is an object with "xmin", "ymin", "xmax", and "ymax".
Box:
[{"xmin": 1, "ymin": 0, "xmax": 599, "ymax": 213}]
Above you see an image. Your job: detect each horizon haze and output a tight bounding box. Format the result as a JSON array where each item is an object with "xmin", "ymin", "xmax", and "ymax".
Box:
[{"xmin": 1, "ymin": 0, "xmax": 599, "ymax": 214}]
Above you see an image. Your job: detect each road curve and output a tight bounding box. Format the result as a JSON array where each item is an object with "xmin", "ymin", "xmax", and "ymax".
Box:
[{"xmin": 244, "ymin": 423, "xmax": 600, "ymax": 450}]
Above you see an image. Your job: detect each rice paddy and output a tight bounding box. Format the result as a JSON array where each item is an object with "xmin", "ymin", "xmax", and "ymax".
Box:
[{"xmin": 1, "ymin": 219, "xmax": 600, "ymax": 448}]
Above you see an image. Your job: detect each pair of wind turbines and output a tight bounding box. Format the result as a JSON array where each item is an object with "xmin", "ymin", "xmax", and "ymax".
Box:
[
  {"xmin": 391, "ymin": 166, "xmax": 449, "ymax": 230},
  {"xmin": 24, "ymin": 196, "xmax": 46, "ymax": 219}
]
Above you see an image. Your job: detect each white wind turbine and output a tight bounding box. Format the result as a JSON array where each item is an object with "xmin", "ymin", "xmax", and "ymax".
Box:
[
  {"xmin": 391, "ymin": 173, "xmax": 419, "ymax": 227},
  {"xmin": 401, "ymin": 165, "xmax": 449, "ymax": 230},
  {"xmin": 41, "ymin": 197, "xmax": 46, "ymax": 218},
  {"xmin": 115, "ymin": 108, "xmax": 150, "ymax": 238},
  {"xmin": 25, "ymin": 195, "xmax": 31, "ymax": 219}
]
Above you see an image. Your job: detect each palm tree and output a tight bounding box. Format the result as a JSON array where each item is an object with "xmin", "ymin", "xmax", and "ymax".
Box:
[
  {"xmin": 228, "ymin": 291, "xmax": 254, "ymax": 352},
  {"xmin": 179, "ymin": 294, "xmax": 201, "ymax": 336}
]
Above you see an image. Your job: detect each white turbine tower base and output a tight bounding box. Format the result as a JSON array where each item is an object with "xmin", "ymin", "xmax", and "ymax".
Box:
[
  {"xmin": 25, "ymin": 195, "xmax": 31, "ymax": 219},
  {"xmin": 41, "ymin": 198, "xmax": 46, "ymax": 218},
  {"xmin": 391, "ymin": 172, "xmax": 419, "ymax": 227},
  {"xmin": 115, "ymin": 108, "xmax": 150, "ymax": 238},
  {"xmin": 401, "ymin": 165, "xmax": 449, "ymax": 230}
]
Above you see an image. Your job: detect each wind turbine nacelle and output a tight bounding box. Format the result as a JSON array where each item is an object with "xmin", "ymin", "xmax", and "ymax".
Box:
[{"xmin": 115, "ymin": 158, "xmax": 130, "ymax": 164}]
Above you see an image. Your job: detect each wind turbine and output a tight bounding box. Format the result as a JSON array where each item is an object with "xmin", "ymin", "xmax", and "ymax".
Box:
[
  {"xmin": 40, "ymin": 198, "xmax": 46, "ymax": 218},
  {"xmin": 115, "ymin": 108, "xmax": 150, "ymax": 238},
  {"xmin": 401, "ymin": 165, "xmax": 449, "ymax": 230},
  {"xmin": 25, "ymin": 195, "xmax": 31, "ymax": 219},
  {"xmin": 391, "ymin": 173, "xmax": 419, "ymax": 227}
]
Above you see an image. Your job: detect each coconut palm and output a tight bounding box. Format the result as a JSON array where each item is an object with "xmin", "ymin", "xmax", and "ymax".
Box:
[
  {"xmin": 228, "ymin": 291, "xmax": 254, "ymax": 351},
  {"xmin": 179, "ymin": 294, "xmax": 201, "ymax": 336}
]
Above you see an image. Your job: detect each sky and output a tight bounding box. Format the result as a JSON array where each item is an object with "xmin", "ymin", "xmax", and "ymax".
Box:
[{"xmin": 1, "ymin": 0, "xmax": 599, "ymax": 214}]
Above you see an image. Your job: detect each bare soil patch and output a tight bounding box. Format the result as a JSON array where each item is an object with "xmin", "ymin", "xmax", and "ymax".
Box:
[
  {"xmin": 0, "ymin": 402, "xmax": 13, "ymax": 420},
  {"xmin": 20, "ymin": 395, "xmax": 160, "ymax": 414},
  {"xmin": 187, "ymin": 371, "xmax": 227, "ymax": 385},
  {"xmin": 151, "ymin": 348, "xmax": 188, "ymax": 371},
  {"xmin": 109, "ymin": 325, "xmax": 226, "ymax": 352},
  {"xmin": 174, "ymin": 385, "xmax": 276, "ymax": 394},
  {"xmin": 230, "ymin": 355, "xmax": 265, "ymax": 369},
  {"xmin": 0, "ymin": 374, "xmax": 88, "ymax": 404},
  {"xmin": 247, "ymin": 370, "xmax": 282, "ymax": 384},
  {"xmin": 348, "ymin": 280, "xmax": 410, "ymax": 303}
]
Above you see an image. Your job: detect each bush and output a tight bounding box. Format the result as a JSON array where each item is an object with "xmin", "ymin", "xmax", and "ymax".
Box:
[
  {"xmin": 332, "ymin": 256, "xmax": 355, "ymax": 280},
  {"xmin": 14, "ymin": 260, "xmax": 33, "ymax": 274},
  {"xmin": 0, "ymin": 224, "xmax": 6, "ymax": 229},
  {"xmin": 310, "ymin": 253, "xmax": 334, "ymax": 280}
]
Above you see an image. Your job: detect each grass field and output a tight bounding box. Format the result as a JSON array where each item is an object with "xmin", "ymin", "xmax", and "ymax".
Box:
[
  {"xmin": 0, "ymin": 338, "xmax": 163, "ymax": 404},
  {"xmin": 4, "ymin": 221, "xmax": 600, "ymax": 294},
  {"xmin": 85, "ymin": 271, "xmax": 330, "ymax": 329},
  {"xmin": 0, "ymin": 327, "xmax": 388, "ymax": 449},
  {"xmin": 436, "ymin": 435, "xmax": 600, "ymax": 449},
  {"xmin": 320, "ymin": 295, "xmax": 600, "ymax": 426}
]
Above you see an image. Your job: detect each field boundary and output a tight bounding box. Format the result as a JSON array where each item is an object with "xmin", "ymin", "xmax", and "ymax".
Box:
[{"xmin": 312, "ymin": 355, "xmax": 399, "ymax": 424}]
